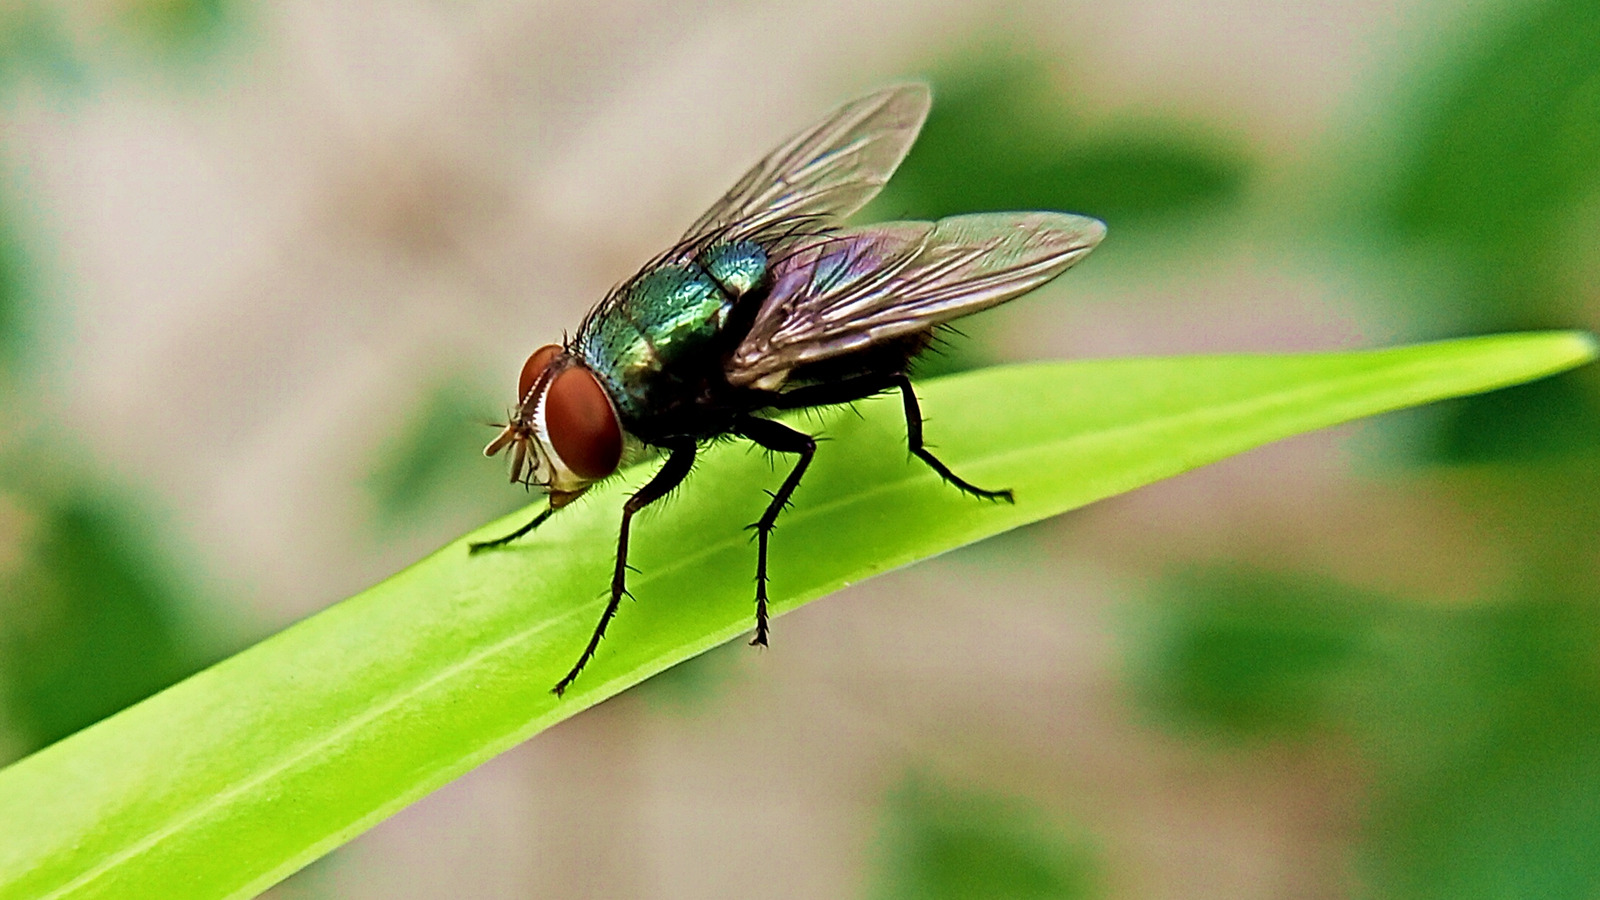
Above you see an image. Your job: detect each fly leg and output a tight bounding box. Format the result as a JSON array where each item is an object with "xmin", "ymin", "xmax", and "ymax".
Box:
[
  {"xmin": 891, "ymin": 372, "xmax": 1013, "ymax": 503},
  {"xmin": 554, "ymin": 440, "xmax": 697, "ymax": 696},
  {"xmin": 468, "ymin": 505, "xmax": 556, "ymax": 553},
  {"xmin": 732, "ymin": 416, "xmax": 817, "ymax": 647},
  {"xmin": 767, "ymin": 372, "xmax": 1012, "ymax": 502}
]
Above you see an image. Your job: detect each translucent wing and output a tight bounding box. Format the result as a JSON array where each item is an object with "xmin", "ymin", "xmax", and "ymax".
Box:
[
  {"xmin": 680, "ymin": 84, "xmax": 931, "ymax": 248},
  {"xmin": 726, "ymin": 212, "xmax": 1107, "ymax": 388}
]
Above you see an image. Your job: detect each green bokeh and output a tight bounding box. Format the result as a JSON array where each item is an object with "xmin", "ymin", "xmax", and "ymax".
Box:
[
  {"xmin": 0, "ymin": 4, "xmax": 79, "ymax": 86},
  {"xmin": 1141, "ymin": 566, "xmax": 1381, "ymax": 737},
  {"xmin": 0, "ymin": 498, "xmax": 207, "ymax": 757},
  {"xmin": 1385, "ymin": 0, "xmax": 1600, "ymax": 285},
  {"xmin": 1378, "ymin": 0, "xmax": 1600, "ymax": 462},
  {"xmin": 1424, "ymin": 369, "xmax": 1600, "ymax": 462},
  {"xmin": 1134, "ymin": 16, "xmax": 1600, "ymax": 898},
  {"xmin": 365, "ymin": 378, "xmax": 514, "ymax": 531},
  {"xmin": 873, "ymin": 776, "xmax": 1099, "ymax": 900},
  {"xmin": 1373, "ymin": 726, "xmax": 1600, "ymax": 900},
  {"xmin": 0, "ymin": 0, "xmax": 240, "ymax": 764},
  {"xmin": 0, "ymin": 209, "xmax": 29, "ymax": 369},
  {"xmin": 876, "ymin": 57, "xmax": 1250, "ymax": 230},
  {"xmin": 118, "ymin": 0, "xmax": 231, "ymax": 50},
  {"xmin": 1143, "ymin": 559, "xmax": 1600, "ymax": 900}
]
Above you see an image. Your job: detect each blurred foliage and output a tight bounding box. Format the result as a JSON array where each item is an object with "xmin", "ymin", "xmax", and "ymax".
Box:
[
  {"xmin": 1384, "ymin": 0, "xmax": 1600, "ymax": 294},
  {"xmin": 1140, "ymin": 566, "xmax": 1382, "ymax": 737},
  {"xmin": 877, "ymin": 56, "xmax": 1250, "ymax": 230},
  {"xmin": 1425, "ymin": 369, "xmax": 1600, "ymax": 462},
  {"xmin": 1135, "ymin": 4, "xmax": 1600, "ymax": 895},
  {"xmin": 1144, "ymin": 560, "xmax": 1600, "ymax": 900},
  {"xmin": 0, "ymin": 0, "xmax": 233, "ymax": 88},
  {"xmin": 0, "ymin": 496, "xmax": 210, "ymax": 759},
  {"xmin": 631, "ymin": 638, "xmax": 740, "ymax": 714},
  {"xmin": 0, "ymin": 0, "xmax": 239, "ymax": 765},
  {"xmin": 1377, "ymin": 23, "xmax": 1600, "ymax": 894},
  {"xmin": 872, "ymin": 775, "xmax": 1100, "ymax": 900},
  {"xmin": 0, "ymin": 208, "xmax": 29, "ymax": 369},
  {"xmin": 365, "ymin": 378, "xmax": 511, "ymax": 531},
  {"xmin": 1372, "ymin": 723, "xmax": 1600, "ymax": 900},
  {"xmin": 0, "ymin": 3, "xmax": 79, "ymax": 85},
  {"xmin": 117, "ymin": 0, "xmax": 231, "ymax": 51},
  {"xmin": 1379, "ymin": 0, "xmax": 1600, "ymax": 462}
]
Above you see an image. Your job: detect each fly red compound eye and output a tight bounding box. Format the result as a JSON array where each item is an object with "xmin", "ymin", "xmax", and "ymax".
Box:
[
  {"xmin": 544, "ymin": 366, "xmax": 622, "ymax": 480},
  {"xmin": 517, "ymin": 344, "xmax": 564, "ymax": 405}
]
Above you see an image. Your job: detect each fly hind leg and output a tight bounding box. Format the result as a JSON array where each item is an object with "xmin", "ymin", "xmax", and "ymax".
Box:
[
  {"xmin": 732, "ymin": 416, "xmax": 817, "ymax": 647},
  {"xmin": 892, "ymin": 372, "xmax": 1013, "ymax": 503},
  {"xmin": 767, "ymin": 372, "xmax": 1012, "ymax": 503}
]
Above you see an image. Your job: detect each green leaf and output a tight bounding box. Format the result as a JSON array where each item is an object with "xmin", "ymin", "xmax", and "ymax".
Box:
[{"xmin": 0, "ymin": 332, "xmax": 1592, "ymax": 900}]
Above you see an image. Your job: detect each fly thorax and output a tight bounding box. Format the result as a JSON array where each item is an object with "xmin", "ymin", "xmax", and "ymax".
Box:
[
  {"xmin": 700, "ymin": 241, "xmax": 768, "ymax": 297},
  {"xmin": 631, "ymin": 264, "xmax": 735, "ymax": 356},
  {"xmin": 579, "ymin": 261, "xmax": 749, "ymax": 416}
]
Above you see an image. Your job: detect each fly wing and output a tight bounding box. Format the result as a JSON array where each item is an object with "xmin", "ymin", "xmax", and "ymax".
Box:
[
  {"xmin": 726, "ymin": 212, "xmax": 1106, "ymax": 388},
  {"xmin": 679, "ymin": 84, "xmax": 930, "ymax": 248}
]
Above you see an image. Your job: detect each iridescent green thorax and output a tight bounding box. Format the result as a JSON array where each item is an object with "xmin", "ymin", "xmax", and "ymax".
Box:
[
  {"xmin": 701, "ymin": 241, "xmax": 767, "ymax": 295},
  {"xmin": 576, "ymin": 241, "xmax": 768, "ymax": 421}
]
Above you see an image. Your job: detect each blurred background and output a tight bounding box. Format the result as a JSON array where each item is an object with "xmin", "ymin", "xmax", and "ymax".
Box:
[{"xmin": 1, "ymin": 0, "xmax": 1598, "ymax": 897}]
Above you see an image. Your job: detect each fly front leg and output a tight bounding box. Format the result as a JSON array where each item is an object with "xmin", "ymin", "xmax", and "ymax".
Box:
[
  {"xmin": 732, "ymin": 416, "xmax": 817, "ymax": 647},
  {"xmin": 554, "ymin": 439, "xmax": 697, "ymax": 696},
  {"xmin": 468, "ymin": 505, "xmax": 557, "ymax": 553},
  {"xmin": 891, "ymin": 372, "xmax": 1013, "ymax": 503}
]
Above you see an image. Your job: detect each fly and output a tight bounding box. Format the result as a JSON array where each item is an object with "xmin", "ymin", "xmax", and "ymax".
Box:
[{"xmin": 471, "ymin": 84, "xmax": 1106, "ymax": 695}]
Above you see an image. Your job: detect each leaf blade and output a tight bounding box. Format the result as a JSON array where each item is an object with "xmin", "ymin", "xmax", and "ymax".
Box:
[{"xmin": 0, "ymin": 332, "xmax": 1593, "ymax": 900}]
